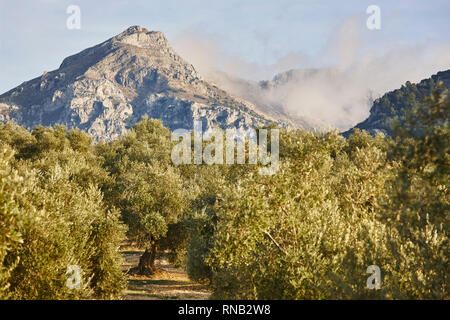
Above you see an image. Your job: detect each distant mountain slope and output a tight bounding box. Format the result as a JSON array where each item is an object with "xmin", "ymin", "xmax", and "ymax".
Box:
[
  {"xmin": 343, "ymin": 69, "xmax": 450, "ymax": 137},
  {"xmin": 206, "ymin": 69, "xmax": 332, "ymax": 130},
  {"xmin": 207, "ymin": 68, "xmax": 379, "ymax": 131},
  {"xmin": 0, "ymin": 26, "xmax": 276, "ymax": 142}
]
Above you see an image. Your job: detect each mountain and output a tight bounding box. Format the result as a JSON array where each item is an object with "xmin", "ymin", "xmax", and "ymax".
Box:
[
  {"xmin": 0, "ymin": 26, "xmax": 277, "ymax": 142},
  {"xmin": 343, "ymin": 69, "xmax": 450, "ymax": 137}
]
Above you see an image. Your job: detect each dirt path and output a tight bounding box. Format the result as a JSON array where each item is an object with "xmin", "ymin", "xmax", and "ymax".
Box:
[{"xmin": 120, "ymin": 245, "xmax": 212, "ymax": 300}]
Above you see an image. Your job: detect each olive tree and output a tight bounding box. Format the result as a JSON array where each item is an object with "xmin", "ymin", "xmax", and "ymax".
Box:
[{"xmin": 99, "ymin": 118, "xmax": 188, "ymax": 275}]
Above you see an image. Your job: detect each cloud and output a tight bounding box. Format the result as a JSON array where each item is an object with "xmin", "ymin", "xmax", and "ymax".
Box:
[{"xmin": 172, "ymin": 17, "xmax": 450, "ymax": 130}]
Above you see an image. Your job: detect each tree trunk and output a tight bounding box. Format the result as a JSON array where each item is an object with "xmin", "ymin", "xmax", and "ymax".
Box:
[{"xmin": 137, "ymin": 244, "xmax": 158, "ymax": 276}]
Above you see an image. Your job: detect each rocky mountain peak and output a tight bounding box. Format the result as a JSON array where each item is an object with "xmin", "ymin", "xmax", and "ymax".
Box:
[
  {"xmin": 59, "ymin": 26, "xmax": 177, "ymax": 73},
  {"xmin": 0, "ymin": 26, "xmax": 274, "ymax": 142},
  {"xmin": 120, "ymin": 25, "xmax": 149, "ymax": 35},
  {"xmin": 112, "ymin": 26, "xmax": 169, "ymax": 49}
]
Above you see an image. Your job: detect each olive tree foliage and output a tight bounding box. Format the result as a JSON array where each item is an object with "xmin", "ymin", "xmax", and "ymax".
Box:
[
  {"xmin": 180, "ymin": 134, "xmax": 269, "ymax": 284},
  {"xmin": 0, "ymin": 124, "xmax": 126, "ymax": 299},
  {"xmin": 97, "ymin": 117, "xmax": 188, "ymax": 275},
  {"xmin": 183, "ymin": 164, "xmax": 235, "ymax": 284},
  {"xmin": 379, "ymin": 88, "xmax": 449, "ymax": 299},
  {"xmin": 190, "ymin": 91, "xmax": 448, "ymax": 300},
  {"xmin": 202, "ymin": 130, "xmax": 391, "ymax": 299},
  {"xmin": 0, "ymin": 146, "xmax": 22, "ymax": 299},
  {"xmin": 0, "ymin": 86, "xmax": 447, "ymax": 300}
]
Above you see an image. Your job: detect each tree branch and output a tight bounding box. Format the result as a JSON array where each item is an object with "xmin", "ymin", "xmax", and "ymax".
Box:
[{"xmin": 263, "ymin": 229, "xmax": 287, "ymax": 255}]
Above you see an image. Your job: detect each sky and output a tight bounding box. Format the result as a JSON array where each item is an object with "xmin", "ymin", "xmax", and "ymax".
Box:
[{"xmin": 0, "ymin": 0, "xmax": 449, "ymax": 128}]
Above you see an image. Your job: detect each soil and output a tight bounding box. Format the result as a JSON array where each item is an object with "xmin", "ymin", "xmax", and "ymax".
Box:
[{"xmin": 120, "ymin": 243, "xmax": 212, "ymax": 300}]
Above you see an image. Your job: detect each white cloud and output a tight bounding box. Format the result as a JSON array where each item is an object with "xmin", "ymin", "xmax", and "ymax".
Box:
[{"xmin": 173, "ymin": 17, "xmax": 450, "ymax": 130}]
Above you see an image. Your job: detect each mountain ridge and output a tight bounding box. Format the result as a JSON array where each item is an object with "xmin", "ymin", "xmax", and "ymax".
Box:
[
  {"xmin": 2, "ymin": 25, "xmax": 448, "ymax": 141},
  {"xmin": 0, "ymin": 26, "xmax": 277, "ymax": 142}
]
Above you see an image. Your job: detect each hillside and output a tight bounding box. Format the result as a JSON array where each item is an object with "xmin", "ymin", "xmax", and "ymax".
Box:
[{"xmin": 343, "ymin": 69, "xmax": 450, "ymax": 137}]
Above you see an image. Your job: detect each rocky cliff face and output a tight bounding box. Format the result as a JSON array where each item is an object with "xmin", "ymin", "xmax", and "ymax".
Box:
[{"xmin": 0, "ymin": 26, "xmax": 275, "ymax": 142}]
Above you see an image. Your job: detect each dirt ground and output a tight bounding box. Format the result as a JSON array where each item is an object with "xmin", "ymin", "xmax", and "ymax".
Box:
[{"xmin": 120, "ymin": 244, "xmax": 212, "ymax": 300}]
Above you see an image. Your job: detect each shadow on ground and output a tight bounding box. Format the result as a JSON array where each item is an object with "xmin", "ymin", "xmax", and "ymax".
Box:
[{"xmin": 120, "ymin": 243, "xmax": 212, "ymax": 300}]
